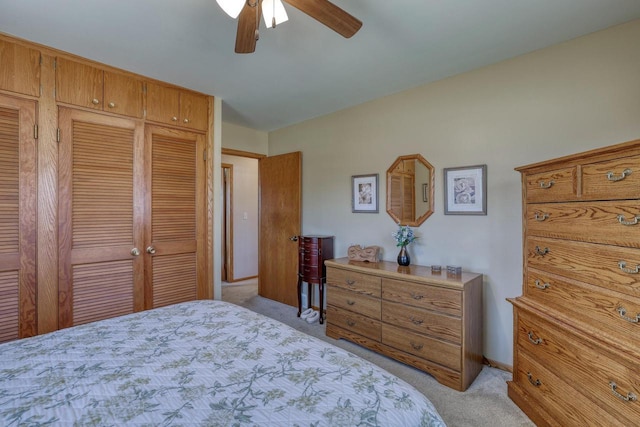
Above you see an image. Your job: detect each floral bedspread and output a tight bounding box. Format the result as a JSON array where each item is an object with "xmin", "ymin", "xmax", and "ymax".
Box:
[{"xmin": 0, "ymin": 300, "xmax": 446, "ymax": 426}]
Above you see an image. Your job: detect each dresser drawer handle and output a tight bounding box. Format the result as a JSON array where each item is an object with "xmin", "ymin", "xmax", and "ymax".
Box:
[
  {"xmin": 617, "ymin": 214, "xmax": 639, "ymax": 226},
  {"xmin": 410, "ymin": 342, "xmax": 423, "ymax": 351},
  {"xmin": 410, "ymin": 293, "xmax": 424, "ymax": 300},
  {"xmin": 527, "ymin": 372, "xmax": 541, "ymax": 387},
  {"xmin": 346, "ymin": 300, "xmax": 355, "ymax": 306},
  {"xmin": 534, "ymin": 280, "xmax": 550, "ymax": 290},
  {"xmin": 346, "ymin": 320, "xmax": 356, "ymax": 327},
  {"xmin": 609, "ymin": 381, "xmax": 637, "ymax": 402},
  {"xmin": 345, "ymin": 279, "xmax": 355, "ymax": 286},
  {"xmin": 534, "ymin": 246, "xmax": 549, "ymax": 256},
  {"xmin": 527, "ymin": 331, "xmax": 543, "ymax": 345},
  {"xmin": 606, "ymin": 168, "xmax": 632, "ymax": 182},
  {"xmin": 617, "ymin": 307, "xmax": 640, "ymax": 323},
  {"xmin": 619, "ymin": 261, "xmax": 640, "ymax": 274},
  {"xmin": 538, "ymin": 180, "xmax": 554, "ymax": 189},
  {"xmin": 534, "ymin": 212, "xmax": 549, "ymax": 222},
  {"xmin": 410, "ymin": 317, "xmax": 424, "ymax": 325}
]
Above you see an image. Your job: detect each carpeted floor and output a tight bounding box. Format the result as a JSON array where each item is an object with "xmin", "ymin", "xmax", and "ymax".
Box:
[{"xmin": 222, "ymin": 280, "xmax": 534, "ymax": 427}]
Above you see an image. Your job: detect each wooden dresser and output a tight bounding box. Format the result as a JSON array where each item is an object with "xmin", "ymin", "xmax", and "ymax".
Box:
[
  {"xmin": 325, "ymin": 258, "xmax": 483, "ymax": 391},
  {"xmin": 297, "ymin": 236, "xmax": 334, "ymax": 324},
  {"xmin": 509, "ymin": 139, "xmax": 640, "ymax": 426}
]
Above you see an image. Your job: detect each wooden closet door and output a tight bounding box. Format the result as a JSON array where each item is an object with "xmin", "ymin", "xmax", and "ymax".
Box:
[
  {"xmin": 0, "ymin": 95, "xmax": 37, "ymax": 343},
  {"xmin": 144, "ymin": 126, "xmax": 207, "ymax": 308},
  {"xmin": 58, "ymin": 108, "xmax": 144, "ymax": 328}
]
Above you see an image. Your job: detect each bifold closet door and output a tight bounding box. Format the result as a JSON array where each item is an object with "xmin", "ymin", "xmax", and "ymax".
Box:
[
  {"xmin": 0, "ymin": 95, "xmax": 36, "ymax": 343},
  {"xmin": 58, "ymin": 108, "xmax": 144, "ymax": 327},
  {"xmin": 144, "ymin": 126, "xmax": 206, "ymax": 308}
]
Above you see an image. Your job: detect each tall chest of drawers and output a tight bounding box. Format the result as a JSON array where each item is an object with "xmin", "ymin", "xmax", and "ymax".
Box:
[
  {"xmin": 509, "ymin": 139, "xmax": 640, "ymax": 426},
  {"xmin": 325, "ymin": 258, "xmax": 483, "ymax": 391}
]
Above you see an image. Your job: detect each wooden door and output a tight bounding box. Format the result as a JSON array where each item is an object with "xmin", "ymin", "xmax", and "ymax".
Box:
[
  {"xmin": 258, "ymin": 152, "xmax": 301, "ymax": 307},
  {"xmin": 58, "ymin": 108, "xmax": 145, "ymax": 327},
  {"xmin": 0, "ymin": 95, "xmax": 37, "ymax": 342},
  {"xmin": 0, "ymin": 39, "xmax": 40, "ymax": 97},
  {"xmin": 145, "ymin": 83, "xmax": 180, "ymax": 126},
  {"xmin": 103, "ymin": 71, "xmax": 144, "ymax": 118},
  {"xmin": 179, "ymin": 91, "xmax": 209, "ymax": 131},
  {"xmin": 55, "ymin": 58, "xmax": 103, "ymax": 111},
  {"xmin": 144, "ymin": 126, "xmax": 208, "ymax": 308}
]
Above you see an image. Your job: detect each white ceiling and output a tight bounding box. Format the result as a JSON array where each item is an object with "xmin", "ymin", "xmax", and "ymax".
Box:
[{"xmin": 1, "ymin": 1, "xmax": 639, "ymax": 131}]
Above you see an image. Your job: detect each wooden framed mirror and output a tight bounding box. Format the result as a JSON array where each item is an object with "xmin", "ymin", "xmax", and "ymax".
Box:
[{"xmin": 386, "ymin": 154, "xmax": 435, "ymax": 226}]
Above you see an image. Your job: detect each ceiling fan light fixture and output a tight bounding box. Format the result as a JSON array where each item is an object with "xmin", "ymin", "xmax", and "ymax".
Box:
[
  {"xmin": 216, "ymin": 0, "xmax": 245, "ymax": 19},
  {"xmin": 262, "ymin": 0, "xmax": 288, "ymax": 28}
]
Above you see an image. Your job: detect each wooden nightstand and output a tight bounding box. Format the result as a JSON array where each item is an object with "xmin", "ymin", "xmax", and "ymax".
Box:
[{"xmin": 297, "ymin": 235, "xmax": 334, "ymax": 324}]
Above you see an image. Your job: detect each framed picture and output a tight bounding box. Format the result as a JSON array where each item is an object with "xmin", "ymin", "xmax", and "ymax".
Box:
[
  {"xmin": 443, "ymin": 165, "xmax": 487, "ymax": 215},
  {"xmin": 352, "ymin": 174, "xmax": 379, "ymax": 213}
]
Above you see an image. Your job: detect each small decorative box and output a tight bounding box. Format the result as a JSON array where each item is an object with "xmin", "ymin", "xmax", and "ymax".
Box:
[
  {"xmin": 347, "ymin": 245, "xmax": 381, "ymax": 262},
  {"xmin": 446, "ymin": 265, "xmax": 462, "ymax": 275},
  {"xmin": 431, "ymin": 265, "xmax": 442, "ymax": 274}
]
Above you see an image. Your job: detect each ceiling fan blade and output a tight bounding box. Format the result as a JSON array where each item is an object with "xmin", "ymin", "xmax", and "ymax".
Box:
[
  {"xmin": 283, "ymin": 0, "xmax": 362, "ymax": 38},
  {"xmin": 235, "ymin": 1, "xmax": 262, "ymax": 53}
]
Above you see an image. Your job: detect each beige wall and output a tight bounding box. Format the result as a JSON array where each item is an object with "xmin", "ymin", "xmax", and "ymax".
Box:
[
  {"xmin": 267, "ymin": 19, "xmax": 640, "ymax": 367},
  {"xmin": 222, "ymin": 121, "xmax": 269, "ymax": 155}
]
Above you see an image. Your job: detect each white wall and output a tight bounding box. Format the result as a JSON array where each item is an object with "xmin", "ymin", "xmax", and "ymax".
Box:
[
  {"xmin": 266, "ymin": 20, "xmax": 640, "ymax": 367},
  {"xmin": 221, "ymin": 154, "xmax": 259, "ymax": 280}
]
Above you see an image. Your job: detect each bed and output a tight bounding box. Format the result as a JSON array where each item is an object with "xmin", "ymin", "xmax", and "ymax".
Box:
[{"xmin": 0, "ymin": 300, "xmax": 446, "ymax": 426}]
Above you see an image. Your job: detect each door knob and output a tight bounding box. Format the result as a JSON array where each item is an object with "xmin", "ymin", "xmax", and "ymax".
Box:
[
  {"xmin": 130, "ymin": 248, "xmax": 141, "ymax": 256},
  {"xmin": 289, "ymin": 236, "xmax": 298, "ymax": 242},
  {"xmin": 146, "ymin": 246, "xmax": 156, "ymax": 254}
]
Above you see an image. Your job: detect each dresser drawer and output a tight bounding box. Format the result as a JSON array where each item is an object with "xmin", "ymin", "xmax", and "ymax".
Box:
[
  {"xmin": 525, "ymin": 167, "xmax": 576, "ymax": 203},
  {"xmin": 582, "ymin": 154, "xmax": 640, "ymax": 200},
  {"xmin": 329, "ymin": 286, "xmax": 381, "ymax": 319},
  {"xmin": 526, "ymin": 237, "xmax": 640, "ymax": 298},
  {"xmin": 382, "ymin": 278, "xmax": 461, "ymax": 316},
  {"xmin": 526, "ymin": 201, "xmax": 640, "ymax": 248},
  {"xmin": 326, "ymin": 305, "xmax": 381, "ymax": 341},
  {"xmin": 382, "ymin": 300, "xmax": 461, "ymax": 344},
  {"xmin": 514, "ymin": 349, "xmax": 622, "ymax": 426},
  {"xmin": 517, "ymin": 309, "xmax": 640, "ymax": 425},
  {"xmin": 299, "ymin": 249, "xmax": 319, "ymax": 266},
  {"xmin": 326, "ymin": 268, "xmax": 381, "ymax": 298},
  {"xmin": 525, "ymin": 269, "xmax": 640, "ymax": 353},
  {"xmin": 382, "ymin": 324, "xmax": 461, "ymax": 371}
]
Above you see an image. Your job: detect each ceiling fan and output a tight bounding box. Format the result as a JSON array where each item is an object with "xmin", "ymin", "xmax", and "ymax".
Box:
[{"xmin": 216, "ymin": 0, "xmax": 362, "ymax": 53}]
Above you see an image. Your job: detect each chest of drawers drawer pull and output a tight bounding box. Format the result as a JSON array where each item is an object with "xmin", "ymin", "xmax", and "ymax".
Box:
[
  {"xmin": 527, "ymin": 372, "xmax": 542, "ymax": 387},
  {"xmin": 609, "ymin": 381, "xmax": 638, "ymax": 402},
  {"xmin": 606, "ymin": 168, "xmax": 632, "ymax": 182},
  {"xmin": 410, "ymin": 316, "xmax": 424, "ymax": 325},
  {"xmin": 527, "ymin": 331, "xmax": 543, "ymax": 345},
  {"xmin": 618, "ymin": 261, "xmax": 640, "ymax": 274},
  {"xmin": 534, "ymin": 279, "xmax": 551, "ymax": 290},
  {"xmin": 534, "ymin": 246, "xmax": 549, "ymax": 256},
  {"xmin": 410, "ymin": 341, "xmax": 424, "ymax": 351},
  {"xmin": 617, "ymin": 214, "xmax": 639, "ymax": 226},
  {"xmin": 539, "ymin": 180, "xmax": 555, "ymax": 189},
  {"xmin": 346, "ymin": 299, "xmax": 355, "ymax": 306},
  {"xmin": 410, "ymin": 292, "xmax": 424, "ymax": 300},
  {"xmin": 534, "ymin": 212, "xmax": 550, "ymax": 221},
  {"xmin": 346, "ymin": 319, "xmax": 356, "ymax": 327},
  {"xmin": 617, "ymin": 307, "xmax": 640, "ymax": 323},
  {"xmin": 346, "ymin": 279, "xmax": 355, "ymax": 286}
]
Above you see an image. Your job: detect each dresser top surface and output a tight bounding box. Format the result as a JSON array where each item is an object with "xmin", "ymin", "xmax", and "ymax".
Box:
[{"xmin": 325, "ymin": 257, "xmax": 482, "ymax": 287}]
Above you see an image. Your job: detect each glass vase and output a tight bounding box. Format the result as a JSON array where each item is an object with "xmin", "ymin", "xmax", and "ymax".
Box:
[{"xmin": 397, "ymin": 246, "xmax": 410, "ymax": 266}]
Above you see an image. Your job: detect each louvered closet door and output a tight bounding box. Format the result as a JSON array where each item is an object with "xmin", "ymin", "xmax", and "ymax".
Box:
[
  {"xmin": 144, "ymin": 126, "xmax": 206, "ymax": 308},
  {"xmin": 0, "ymin": 95, "xmax": 36, "ymax": 342},
  {"xmin": 58, "ymin": 108, "xmax": 144, "ymax": 328}
]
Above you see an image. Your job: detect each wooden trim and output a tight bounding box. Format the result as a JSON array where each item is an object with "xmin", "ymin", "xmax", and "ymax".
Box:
[
  {"xmin": 221, "ymin": 163, "xmax": 234, "ymax": 282},
  {"xmin": 206, "ymin": 96, "xmax": 214, "ymax": 299},
  {"xmin": 483, "ymin": 356, "xmax": 512, "ymax": 373},
  {"xmin": 37, "ymin": 54, "xmax": 59, "ymax": 333},
  {"xmin": 226, "ymin": 275, "xmax": 258, "ymax": 283},
  {"xmin": 222, "ymin": 148, "xmax": 266, "ymax": 159}
]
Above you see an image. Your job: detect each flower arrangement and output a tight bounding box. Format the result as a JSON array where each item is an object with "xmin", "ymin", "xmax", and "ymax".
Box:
[{"xmin": 392, "ymin": 224, "xmax": 417, "ymax": 247}]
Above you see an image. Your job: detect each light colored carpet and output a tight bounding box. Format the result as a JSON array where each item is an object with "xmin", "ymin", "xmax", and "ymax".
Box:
[{"xmin": 222, "ymin": 281, "xmax": 534, "ymax": 427}]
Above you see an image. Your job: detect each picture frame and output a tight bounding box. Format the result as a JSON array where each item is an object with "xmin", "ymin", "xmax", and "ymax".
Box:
[
  {"xmin": 352, "ymin": 173, "xmax": 379, "ymax": 213},
  {"xmin": 443, "ymin": 164, "xmax": 487, "ymax": 215}
]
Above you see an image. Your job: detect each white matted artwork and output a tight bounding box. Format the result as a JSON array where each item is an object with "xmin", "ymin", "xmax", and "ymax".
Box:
[
  {"xmin": 352, "ymin": 173, "xmax": 378, "ymax": 213},
  {"xmin": 443, "ymin": 165, "xmax": 487, "ymax": 215}
]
